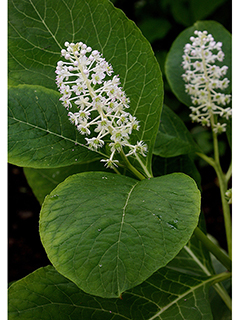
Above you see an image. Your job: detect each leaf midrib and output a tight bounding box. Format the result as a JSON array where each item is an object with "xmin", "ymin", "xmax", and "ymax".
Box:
[
  {"xmin": 9, "ymin": 113, "xmax": 107, "ymax": 158},
  {"xmin": 28, "ymin": 0, "xmax": 62, "ymax": 50},
  {"xmin": 116, "ymin": 181, "xmax": 139, "ymax": 295},
  {"xmin": 146, "ymin": 274, "xmax": 219, "ymax": 320}
]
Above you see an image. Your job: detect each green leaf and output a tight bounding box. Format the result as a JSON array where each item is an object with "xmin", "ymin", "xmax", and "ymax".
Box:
[
  {"xmin": 167, "ymin": 0, "xmax": 227, "ymax": 26},
  {"xmin": 165, "ymin": 20, "xmax": 232, "ymax": 107},
  {"xmin": 152, "ymin": 154, "xmax": 201, "ymax": 188},
  {"xmin": 169, "ymin": 0, "xmax": 193, "ymax": 26},
  {"xmin": 39, "ymin": 171, "xmax": 200, "ymax": 298},
  {"xmin": 8, "ymin": 265, "xmax": 218, "ymax": 319},
  {"xmin": 8, "ymin": 0, "xmax": 164, "ymax": 173},
  {"xmin": 190, "ymin": 0, "xmax": 227, "ymax": 22},
  {"xmin": 8, "ymin": 85, "xmax": 102, "ymax": 168},
  {"xmin": 24, "ymin": 161, "xmax": 111, "ymax": 205},
  {"xmin": 168, "ymin": 230, "xmax": 215, "ymax": 277},
  {"xmin": 151, "ymin": 154, "xmax": 215, "ymax": 277},
  {"xmin": 151, "ymin": 154, "xmax": 216, "ymax": 277},
  {"xmin": 137, "ymin": 18, "xmax": 171, "ymax": 43},
  {"xmin": 153, "ymin": 105, "xmax": 201, "ymax": 157},
  {"xmin": 209, "ymin": 249, "xmax": 231, "ymax": 319}
]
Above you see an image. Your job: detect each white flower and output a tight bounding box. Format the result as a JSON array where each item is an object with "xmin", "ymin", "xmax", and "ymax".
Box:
[
  {"xmin": 126, "ymin": 141, "xmax": 148, "ymax": 157},
  {"xmin": 74, "ymin": 96, "xmax": 90, "ymax": 108},
  {"xmin": 68, "ymin": 112, "xmax": 79, "ymax": 125},
  {"xmin": 56, "ymin": 41, "xmax": 148, "ymax": 169},
  {"xmin": 213, "ymin": 122, "xmax": 227, "ymax": 134},
  {"xmin": 85, "ymin": 137, "xmax": 105, "ymax": 150},
  {"xmin": 72, "ymin": 82, "xmax": 87, "ymax": 95},
  {"xmin": 77, "ymin": 119, "xmax": 91, "ymax": 135},
  {"xmin": 101, "ymin": 158, "xmax": 119, "ymax": 168},
  {"xmin": 182, "ymin": 30, "xmax": 231, "ymax": 133},
  {"xmin": 91, "ymin": 71, "xmax": 105, "ymax": 85},
  {"xmin": 109, "ymin": 141, "xmax": 125, "ymax": 153}
]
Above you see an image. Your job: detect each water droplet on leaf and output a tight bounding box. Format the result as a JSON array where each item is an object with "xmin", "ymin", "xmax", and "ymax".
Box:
[
  {"xmin": 166, "ymin": 220, "xmax": 178, "ymax": 229},
  {"xmin": 50, "ymin": 194, "xmax": 59, "ymax": 200}
]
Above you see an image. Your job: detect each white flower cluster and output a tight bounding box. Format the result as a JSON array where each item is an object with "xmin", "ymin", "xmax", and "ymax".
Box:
[
  {"xmin": 56, "ymin": 41, "xmax": 147, "ymax": 168},
  {"xmin": 182, "ymin": 30, "xmax": 231, "ymax": 133}
]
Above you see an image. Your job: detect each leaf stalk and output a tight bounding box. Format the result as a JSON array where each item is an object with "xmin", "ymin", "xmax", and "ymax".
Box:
[
  {"xmin": 194, "ymin": 227, "xmax": 231, "ymax": 271},
  {"xmin": 196, "ymin": 150, "xmax": 232, "ymax": 259}
]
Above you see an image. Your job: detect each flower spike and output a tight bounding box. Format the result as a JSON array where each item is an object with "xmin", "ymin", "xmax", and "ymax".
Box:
[
  {"xmin": 182, "ymin": 30, "xmax": 231, "ymax": 133},
  {"xmin": 56, "ymin": 42, "xmax": 147, "ymax": 168}
]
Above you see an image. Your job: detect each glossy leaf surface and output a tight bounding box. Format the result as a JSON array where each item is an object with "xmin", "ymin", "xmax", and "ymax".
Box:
[
  {"xmin": 8, "ymin": 265, "xmax": 216, "ymax": 319},
  {"xmin": 40, "ymin": 171, "xmax": 201, "ymax": 298},
  {"xmin": 8, "ymin": 85, "xmax": 101, "ymax": 168}
]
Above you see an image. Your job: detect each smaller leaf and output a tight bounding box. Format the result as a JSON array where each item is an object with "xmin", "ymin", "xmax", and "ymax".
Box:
[
  {"xmin": 170, "ymin": 0, "xmax": 193, "ymax": 26},
  {"xmin": 167, "ymin": 226, "xmax": 216, "ymax": 277},
  {"xmin": 8, "ymin": 265, "xmax": 217, "ymax": 320},
  {"xmin": 167, "ymin": 0, "xmax": 228, "ymax": 27},
  {"xmin": 208, "ymin": 250, "xmax": 231, "ymax": 320},
  {"xmin": 8, "ymin": 85, "xmax": 102, "ymax": 168},
  {"xmin": 152, "ymin": 154, "xmax": 201, "ymax": 188},
  {"xmin": 24, "ymin": 161, "xmax": 112, "ymax": 205},
  {"xmin": 153, "ymin": 104, "xmax": 201, "ymax": 157},
  {"xmin": 191, "ymin": 0, "xmax": 227, "ymax": 21},
  {"xmin": 138, "ymin": 18, "xmax": 171, "ymax": 43}
]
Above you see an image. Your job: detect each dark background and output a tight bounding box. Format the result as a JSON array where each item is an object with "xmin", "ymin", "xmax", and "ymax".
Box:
[{"xmin": 8, "ymin": 0, "xmax": 232, "ymax": 283}]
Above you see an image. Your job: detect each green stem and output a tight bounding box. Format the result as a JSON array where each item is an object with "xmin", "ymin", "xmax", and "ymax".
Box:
[
  {"xmin": 111, "ymin": 165, "xmax": 122, "ymax": 175},
  {"xmin": 211, "ymin": 116, "xmax": 232, "ymax": 258},
  {"xmin": 197, "ymin": 151, "xmax": 232, "ymax": 258},
  {"xmin": 213, "ymin": 283, "xmax": 232, "ymax": 311},
  {"xmin": 120, "ymin": 150, "xmax": 146, "ymax": 180},
  {"xmin": 135, "ymin": 153, "xmax": 153, "ymax": 178},
  {"xmin": 216, "ymin": 167, "xmax": 232, "ymax": 259},
  {"xmin": 196, "ymin": 152, "xmax": 215, "ymax": 167},
  {"xmin": 194, "ymin": 227, "xmax": 231, "ymax": 271},
  {"xmin": 211, "ymin": 273, "xmax": 232, "ymax": 311},
  {"xmin": 198, "ymin": 41, "xmax": 232, "ymax": 256},
  {"xmin": 225, "ymin": 161, "xmax": 232, "ymax": 183},
  {"xmin": 210, "ymin": 114, "xmax": 220, "ymax": 163}
]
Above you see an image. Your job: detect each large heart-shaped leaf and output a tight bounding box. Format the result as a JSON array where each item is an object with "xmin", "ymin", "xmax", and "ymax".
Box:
[
  {"xmin": 39, "ymin": 171, "xmax": 201, "ymax": 298},
  {"xmin": 8, "ymin": 265, "xmax": 230, "ymax": 319},
  {"xmin": 8, "ymin": 0, "xmax": 164, "ymax": 172},
  {"xmin": 165, "ymin": 20, "xmax": 231, "ymax": 107}
]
